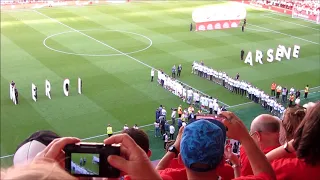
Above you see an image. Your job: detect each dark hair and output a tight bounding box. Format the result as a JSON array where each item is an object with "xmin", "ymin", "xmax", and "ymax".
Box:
[
  {"xmin": 282, "ymin": 106, "xmax": 305, "ymax": 142},
  {"xmin": 293, "ymin": 102, "xmax": 320, "ymax": 165},
  {"xmin": 122, "ymin": 128, "xmax": 149, "ymax": 154}
]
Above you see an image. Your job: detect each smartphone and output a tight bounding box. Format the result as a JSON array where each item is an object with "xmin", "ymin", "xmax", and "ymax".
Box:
[{"xmin": 64, "ymin": 142, "xmax": 120, "ymax": 178}]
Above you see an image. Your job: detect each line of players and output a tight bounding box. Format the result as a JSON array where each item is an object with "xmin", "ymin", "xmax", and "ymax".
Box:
[
  {"xmin": 191, "ymin": 61, "xmax": 287, "ymax": 119},
  {"xmin": 156, "ymin": 69, "xmax": 223, "ymax": 115}
]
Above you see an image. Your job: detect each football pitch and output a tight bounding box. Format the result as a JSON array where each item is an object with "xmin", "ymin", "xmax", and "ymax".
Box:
[{"xmin": 1, "ymin": 1, "xmax": 319, "ymax": 167}]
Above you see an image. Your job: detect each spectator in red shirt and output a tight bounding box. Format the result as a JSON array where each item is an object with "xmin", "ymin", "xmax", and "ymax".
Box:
[
  {"xmin": 266, "ymin": 101, "xmax": 320, "ymax": 180},
  {"xmin": 240, "ymin": 114, "xmax": 280, "ymax": 176},
  {"xmin": 160, "ymin": 113, "xmax": 276, "ymax": 180},
  {"xmin": 156, "ymin": 120, "xmax": 234, "ymax": 180}
]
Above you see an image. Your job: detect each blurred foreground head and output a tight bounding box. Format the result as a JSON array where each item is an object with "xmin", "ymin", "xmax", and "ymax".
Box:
[
  {"xmin": 293, "ymin": 101, "xmax": 320, "ymax": 166},
  {"xmin": 279, "ymin": 106, "xmax": 305, "ymax": 144},
  {"xmin": 13, "ymin": 130, "xmax": 60, "ymax": 165},
  {"xmin": 180, "ymin": 119, "xmax": 226, "ymax": 172},
  {"xmin": 122, "ymin": 128, "xmax": 151, "ymax": 157},
  {"xmin": 1, "ymin": 159, "xmax": 76, "ymax": 180}
]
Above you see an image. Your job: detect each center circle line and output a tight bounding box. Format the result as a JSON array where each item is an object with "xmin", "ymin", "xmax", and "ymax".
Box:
[{"xmin": 43, "ymin": 29, "xmax": 153, "ymax": 57}]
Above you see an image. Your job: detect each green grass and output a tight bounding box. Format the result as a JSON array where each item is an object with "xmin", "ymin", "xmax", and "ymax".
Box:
[{"xmin": 1, "ymin": 1, "xmax": 319, "ymax": 167}]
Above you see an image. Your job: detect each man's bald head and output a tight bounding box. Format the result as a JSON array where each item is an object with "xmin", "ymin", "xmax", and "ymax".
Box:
[{"xmin": 250, "ymin": 114, "xmax": 280, "ymax": 133}]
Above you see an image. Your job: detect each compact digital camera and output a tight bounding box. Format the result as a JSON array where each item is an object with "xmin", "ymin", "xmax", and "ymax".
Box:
[{"xmin": 64, "ymin": 142, "xmax": 120, "ymax": 178}]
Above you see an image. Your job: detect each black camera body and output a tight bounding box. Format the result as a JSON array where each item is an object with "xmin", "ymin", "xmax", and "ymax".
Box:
[{"xmin": 64, "ymin": 142, "xmax": 120, "ymax": 178}]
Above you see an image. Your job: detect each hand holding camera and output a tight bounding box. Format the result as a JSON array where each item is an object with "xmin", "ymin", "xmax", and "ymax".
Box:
[{"xmin": 33, "ymin": 135, "xmax": 161, "ymax": 179}]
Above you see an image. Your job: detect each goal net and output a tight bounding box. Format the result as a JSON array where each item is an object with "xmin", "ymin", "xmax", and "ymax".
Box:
[{"xmin": 292, "ymin": 1, "xmax": 320, "ymax": 24}]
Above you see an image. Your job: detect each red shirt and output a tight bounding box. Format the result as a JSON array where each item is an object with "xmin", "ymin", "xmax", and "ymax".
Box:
[
  {"xmin": 235, "ymin": 172, "xmax": 274, "ymax": 180},
  {"xmin": 271, "ymin": 157, "xmax": 320, "ymax": 180},
  {"xmin": 159, "ymin": 169, "xmax": 273, "ymax": 180},
  {"xmin": 158, "ymin": 162, "xmax": 234, "ymax": 180},
  {"xmin": 240, "ymin": 146, "xmax": 279, "ymax": 176},
  {"xmin": 167, "ymin": 158, "xmax": 184, "ymax": 169},
  {"xmin": 158, "ymin": 168, "xmax": 187, "ymax": 180}
]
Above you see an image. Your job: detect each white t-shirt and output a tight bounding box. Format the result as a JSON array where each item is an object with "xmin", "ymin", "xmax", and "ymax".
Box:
[
  {"xmin": 222, "ymin": 73, "xmax": 227, "ymax": 79},
  {"xmin": 171, "ymin": 111, "xmax": 176, "ymax": 118},
  {"xmin": 295, "ymin": 98, "xmax": 301, "ymax": 105},
  {"xmin": 214, "ymin": 71, "xmax": 218, "ymax": 77},
  {"xmin": 164, "ymin": 134, "xmax": 169, "ymax": 142},
  {"xmin": 213, "ymin": 103, "xmax": 219, "ymax": 111},
  {"xmin": 161, "ymin": 109, "xmax": 167, "ymax": 116},
  {"xmin": 193, "ymin": 93, "xmax": 200, "ymax": 101},
  {"xmin": 169, "ymin": 125, "xmax": 175, "ymax": 134},
  {"xmin": 182, "ymin": 122, "xmax": 187, "ymax": 127},
  {"xmin": 187, "ymin": 90, "xmax": 193, "ymax": 97},
  {"xmin": 200, "ymin": 96, "xmax": 205, "ymax": 106},
  {"xmin": 290, "ymin": 88, "xmax": 295, "ymax": 94},
  {"xmin": 123, "ymin": 126, "xmax": 129, "ymax": 130},
  {"xmin": 204, "ymin": 97, "xmax": 209, "ymax": 107},
  {"xmin": 151, "ymin": 69, "xmax": 154, "ymax": 76},
  {"xmin": 183, "ymin": 88, "xmax": 187, "ymax": 97},
  {"xmin": 209, "ymin": 101, "xmax": 214, "ymax": 108},
  {"xmin": 154, "ymin": 122, "xmax": 159, "ymax": 128},
  {"xmin": 270, "ymin": 100, "xmax": 276, "ymax": 107}
]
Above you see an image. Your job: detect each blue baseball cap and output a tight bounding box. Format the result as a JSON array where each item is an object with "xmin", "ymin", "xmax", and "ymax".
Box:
[{"xmin": 180, "ymin": 119, "xmax": 226, "ymax": 172}]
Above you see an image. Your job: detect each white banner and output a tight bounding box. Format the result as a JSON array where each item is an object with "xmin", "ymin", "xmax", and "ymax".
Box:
[{"xmin": 192, "ymin": 4, "xmax": 247, "ymax": 23}]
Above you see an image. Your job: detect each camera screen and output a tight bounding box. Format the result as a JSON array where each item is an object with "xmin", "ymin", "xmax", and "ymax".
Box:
[{"xmin": 70, "ymin": 153, "xmax": 100, "ymax": 175}]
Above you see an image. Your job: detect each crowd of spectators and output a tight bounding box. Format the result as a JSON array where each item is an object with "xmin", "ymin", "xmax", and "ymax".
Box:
[
  {"xmin": 3, "ymin": 101, "xmax": 319, "ymax": 180},
  {"xmin": 251, "ymin": 0, "xmax": 320, "ymax": 15}
]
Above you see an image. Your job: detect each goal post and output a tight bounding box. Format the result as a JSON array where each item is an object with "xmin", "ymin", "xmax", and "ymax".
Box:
[{"xmin": 292, "ymin": 3, "xmax": 320, "ymax": 24}]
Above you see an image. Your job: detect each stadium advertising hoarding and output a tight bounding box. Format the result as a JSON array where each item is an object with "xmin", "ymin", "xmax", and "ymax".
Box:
[{"xmin": 192, "ymin": 4, "xmax": 247, "ymax": 31}]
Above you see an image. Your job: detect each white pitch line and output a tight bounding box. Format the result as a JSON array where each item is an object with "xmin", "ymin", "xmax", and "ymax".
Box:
[
  {"xmin": 310, "ymin": 86, "xmax": 320, "ymax": 90},
  {"xmin": 248, "ymin": 23, "xmax": 320, "ymax": 45},
  {"xmin": 261, "ymin": 14, "xmax": 320, "ymax": 31},
  {"xmin": 43, "ymin": 29, "xmax": 153, "ymax": 57},
  {"xmin": 0, "ymin": 154, "xmax": 14, "ymax": 159},
  {"xmin": 33, "ymin": 10, "xmax": 230, "ymax": 107}
]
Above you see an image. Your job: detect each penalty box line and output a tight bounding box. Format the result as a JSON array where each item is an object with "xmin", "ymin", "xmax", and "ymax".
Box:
[
  {"xmin": 261, "ymin": 14, "xmax": 320, "ymax": 31},
  {"xmin": 32, "ymin": 10, "xmax": 230, "ymax": 107},
  {"xmin": 247, "ymin": 23, "xmax": 320, "ymax": 45}
]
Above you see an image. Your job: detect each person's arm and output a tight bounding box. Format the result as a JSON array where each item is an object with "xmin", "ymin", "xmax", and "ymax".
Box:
[
  {"xmin": 221, "ymin": 112, "xmax": 276, "ymax": 180},
  {"xmin": 156, "ymin": 126, "xmax": 184, "ymax": 170},
  {"xmin": 156, "ymin": 151, "xmax": 176, "ymax": 170},
  {"xmin": 241, "ymin": 135, "xmax": 275, "ymax": 178},
  {"xmin": 225, "ymin": 145, "xmax": 241, "ymax": 178},
  {"xmin": 232, "ymin": 164, "xmax": 241, "ymax": 178},
  {"xmin": 266, "ymin": 139, "xmax": 295, "ymax": 162}
]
